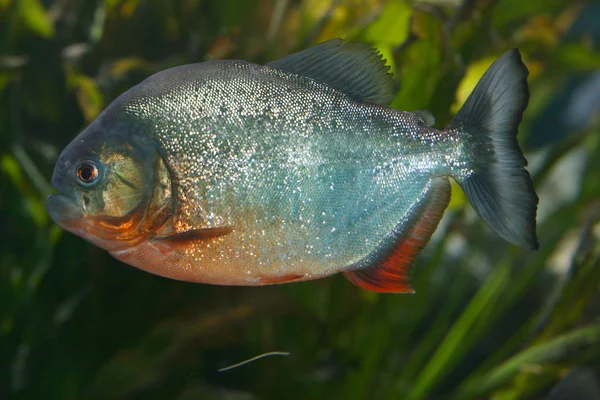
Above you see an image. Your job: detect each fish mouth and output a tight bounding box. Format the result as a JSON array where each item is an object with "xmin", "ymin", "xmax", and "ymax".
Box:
[
  {"xmin": 46, "ymin": 193, "xmax": 148, "ymax": 252},
  {"xmin": 46, "ymin": 193, "xmax": 85, "ymax": 231}
]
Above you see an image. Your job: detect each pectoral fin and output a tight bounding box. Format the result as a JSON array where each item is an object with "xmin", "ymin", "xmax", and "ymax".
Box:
[
  {"xmin": 153, "ymin": 226, "xmax": 233, "ymax": 251},
  {"xmin": 343, "ymin": 178, "xmax": 450, "ymax": 293}
]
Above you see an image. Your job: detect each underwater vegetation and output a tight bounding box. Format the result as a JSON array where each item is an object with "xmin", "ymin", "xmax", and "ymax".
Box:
[{"xmin": 1, "ymin": 0, "xmax": 599, "ymax": 399}]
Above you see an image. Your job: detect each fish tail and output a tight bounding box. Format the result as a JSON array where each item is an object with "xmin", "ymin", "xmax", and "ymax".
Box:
[{"xmin": 447, "ymin": 49, "xmax": 539, "ymax": 250}]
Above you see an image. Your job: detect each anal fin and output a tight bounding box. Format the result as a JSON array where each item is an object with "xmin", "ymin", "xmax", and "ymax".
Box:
[{"xmin": 344, "ymin": 178, "xmax": 451, "ymax": 293}]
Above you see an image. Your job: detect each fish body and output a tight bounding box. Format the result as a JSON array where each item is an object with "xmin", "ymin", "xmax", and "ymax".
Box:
[{"xmin": 47, "ymin": 40, "xmax": 538, "ymax": 292}]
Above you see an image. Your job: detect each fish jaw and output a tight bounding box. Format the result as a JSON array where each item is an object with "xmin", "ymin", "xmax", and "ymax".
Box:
[
  {"xmin": 46, "ymin": 194, "xmax": 85, "ymax": 233},
  {"xmin": 46, "ymin": 193, "xmax": 145, "ymax": 252}
]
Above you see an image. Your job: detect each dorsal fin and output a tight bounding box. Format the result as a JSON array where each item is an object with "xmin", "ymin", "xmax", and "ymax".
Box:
[
  {"xmin": 267, "ymin": 39, "xmax": 396, "ymax": 106},
  {"xmin": 343, "ymin": 178, "xmax": 451, "ymax": 293}
]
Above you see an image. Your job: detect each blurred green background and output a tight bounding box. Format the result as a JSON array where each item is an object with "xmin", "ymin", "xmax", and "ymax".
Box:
[{"xmin": 1, "ymin": 0, "xmax": 600, "ymax": 399}]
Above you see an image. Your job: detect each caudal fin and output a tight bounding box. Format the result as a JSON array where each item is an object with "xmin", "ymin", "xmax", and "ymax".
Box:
[{"xmin": 448, "ymin": 49, "xmax": 539, "ymax": 250}]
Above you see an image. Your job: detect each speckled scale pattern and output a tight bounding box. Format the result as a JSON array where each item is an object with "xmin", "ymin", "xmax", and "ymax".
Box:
[{"xmin": 109, "ymin": 60, "xmax": 471, "ymax": 284}]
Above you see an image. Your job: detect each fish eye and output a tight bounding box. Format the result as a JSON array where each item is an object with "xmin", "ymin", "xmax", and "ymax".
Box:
[{"xmin": 76, "ymin": 161, "xmax": 100, "ymax": 186}]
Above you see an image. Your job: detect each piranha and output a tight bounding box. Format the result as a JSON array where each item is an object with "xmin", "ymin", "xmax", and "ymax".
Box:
[{"xmin": 47, "ymin": 39, "xmax": 538, "ymax": 293}]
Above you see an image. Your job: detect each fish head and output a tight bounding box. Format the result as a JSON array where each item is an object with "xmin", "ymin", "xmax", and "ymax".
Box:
[{"xmin": 47, "ymin": 116, "xmax": 173, "ymax": 252}]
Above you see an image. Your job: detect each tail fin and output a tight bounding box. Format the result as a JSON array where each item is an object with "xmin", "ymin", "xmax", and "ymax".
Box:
[{"xmin": 448, "ymin": 49, "xmax": 539, "ymax": 250}]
